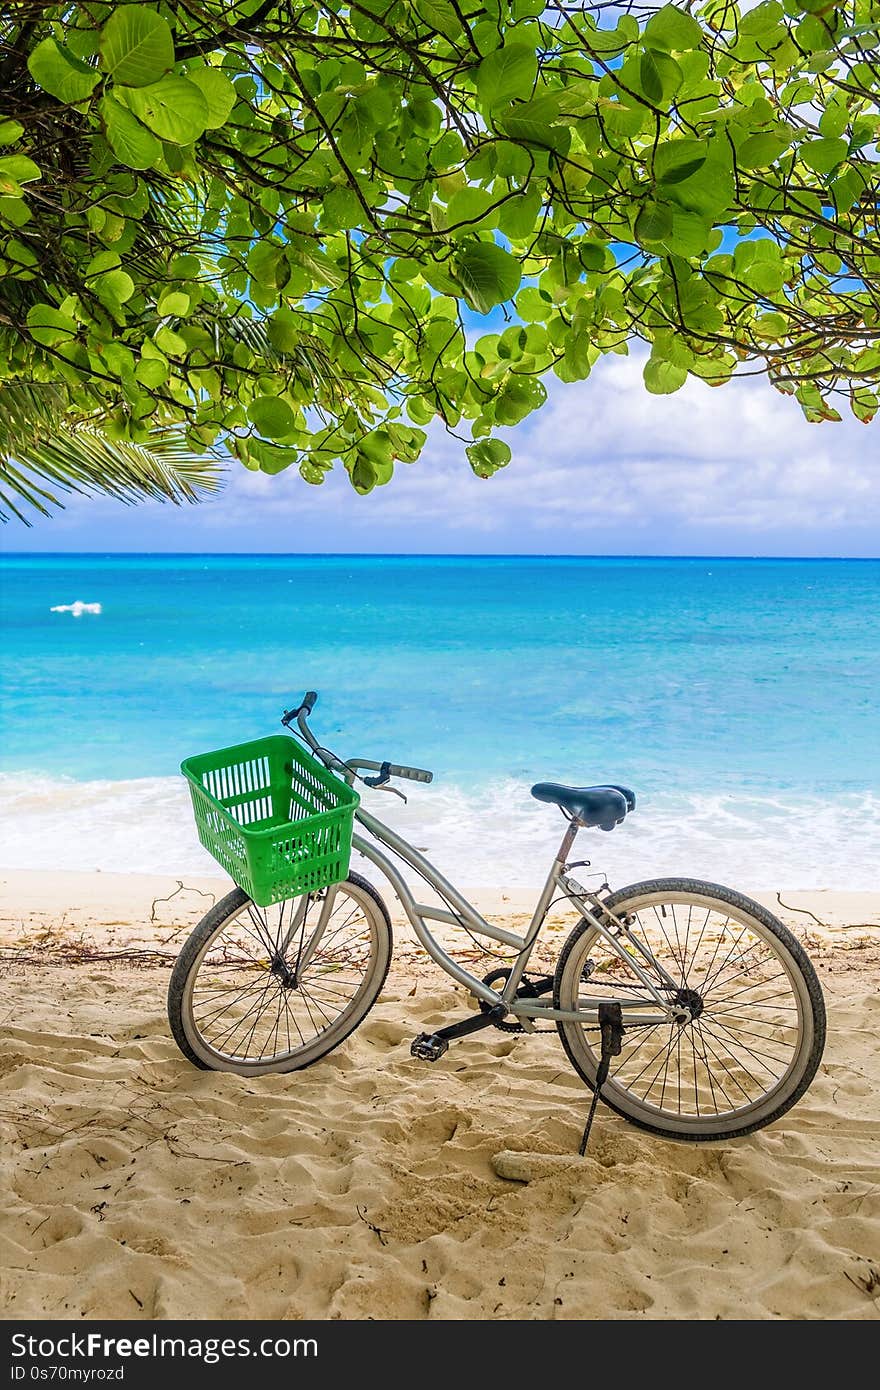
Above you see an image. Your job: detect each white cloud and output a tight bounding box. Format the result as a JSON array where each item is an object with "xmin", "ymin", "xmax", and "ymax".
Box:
[
  {"xmin": 5, "ymin": 352, "xmax": 877, "ymax": 554},
  {"xmin": 213, "ymin": 350, "xmax": 879, "ymax": 543}
]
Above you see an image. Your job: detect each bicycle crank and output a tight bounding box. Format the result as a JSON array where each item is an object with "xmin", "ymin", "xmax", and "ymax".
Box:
[
  {"xmin": 410, "ymin": 1004, "xmax": 506, "ymax": 1062},
  {"xmin": 477, "ymin": 968, "xmax": 555, "ymax": 1033}
]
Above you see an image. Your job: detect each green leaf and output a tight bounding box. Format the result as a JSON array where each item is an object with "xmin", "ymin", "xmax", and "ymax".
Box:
[
  {"xmin": 86, "ymin": 250, "xmax": 135, "ymax": 308},
  {"xmin": 154, "ymin": 325, "xmax": 187, "ymax": 356},
  {"xmin": 446, "ymin": 187, "xmax": 497, "ymax": 232},
  {"xmin": 0, "ymin": 120, "xmax": 24, "ymax": 146},
  {"xmin": 740, "ymin": 2, "xmax": 784, "ymax": 38},
  {"xmin": 249, "ymin": 396, "xmax": 296, "ymax": 440},
  {"xmin": 247, "ymin": 242, "xmax": 286, "ymax": 289},
  {"xmin": 655, "ymin": 140, "xmax": 707, "ymax": 186},
  {"xmin": 635, "ymin": 201, "xmax": 673, "ymax": 243},
  {"xmin": 186, "ymin": 68, "xmax": 237, "ymax": 128},
  {"xmin": 0, "ymin": 156, "xmax": 41, "ymax": 193},
  {"xmin": 819, "ymin": 103, "xmax": 849, "ymax": 140},
  {"xmin": 497, "ymin": 188, "xmax": 542, "ymax": 239},
  {"xmin": 577, "ymin": 240, "xmax": 607, "ymax": 273},
  {"xmin": 453, "ymin": 242, "xmax": 522, "ymax": 313},
  {"xmin": 257, "ymin": 445, "xmax": 299, "ymax": 475},
  {"xmin": 562, "ymin": 331, "xmax": 592, "ymax": 381},
  {"xmin": 661, "ymin": 209, "xmax": 713, "ymax": 258},
  {"xmin": 321, "ymin": 186, "xmax": 362, "ymax": 230},
  {"xmin": 135, "ymin": 357, "xmax": 169, "ymax": 388},
  {"xmin": 28, "ymin": 37, "xmax": 99, "ymax": 104},
  {"xmin": 639, "ymin": 51, "xmax": 663, "ymax": 103},
  {"xmin": 475, "ymin": 44, "xmax": 537, "ymax": 110},
  {"xmin": 349, "ymin": 443, "xmax": 394, "ymax": 493},
  {"xmin": 734, "ymin": 239, "xmax": 787, "ymax": 295},
  {"xmin": 157, "ymin": 289, "xmax": 191, "ymax": 316},
  {"xmin": 466, "ymin": 438, "xmax": 511, "ymax": 478},
  {"xmin": 665, "ymin": 147, "xmax": 734, "ymax": 219},
  {"xmin": 100, "ymin": 96, "xmax": 162, "ymax": 169},
  {"xmin": 494, "ymin": 92, "xmax": 570, "ymax": 151},
  {"xmin": 644, "ymin": 4, "xmax": 704, "ymax": 52},
  {"xmin": 753, "ymin": 312, "xmax": 787, "ymax": 340},
  {"xmin": 644, "ymin": 357, "xmax": 687, "ymax": 394},
  {"xmin": 496, "ymin": 113, "xmax": 570, "ymax": 155},
  {"xmin": 124, "ymin": 78, "xmax": 210, "ymax": 144},
  {"xmin": 266, "ymin": 309, "xmax": 300, "ymax": 353},
  {"xmin": 26, "ymin": 303, "xmax": 79, "ymax": 347},
  {"xmin": 0, "ymin": 195, "xmax": 32, "ymax": 228},
  {"xmin": 494, "ymin": 375, "xmax": 545, "ymax": 425},
  {"xmin": 101, "ymin": 270, "xmax": 136, "ymax": 306},
  {"xmin": 100, "ymin": 7, "xmax": 175, "ymax": 88},
  {"xmin": 413, "ymin": 0, "xmax": 461, "ymax": 41},
  {"xmin": 800, "ymin": 137, "xmax": 848, "ymax": 175},
  {"xmin": 738, "ymin": 133, "xmax": 790, "ymax": 169},
  {"xmin": 406, "ymin": 396, "xmax": 436, "ymax": 426}
]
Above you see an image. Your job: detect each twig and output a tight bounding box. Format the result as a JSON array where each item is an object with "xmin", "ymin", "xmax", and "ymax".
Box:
[
  {"xmin": 356, "ymin": 1204, "xmax": 388, "ymax": 1246},
  {"xmin": 0, "ymin": 947, "xmax": 178, "ymax": 967},
  {"xmin": 776, "ymin": 893, "xmax": 830, "ymax": 930},
  {"xmin": 150, "ymin": 880, "xmax": 215, "ymax": 924}
]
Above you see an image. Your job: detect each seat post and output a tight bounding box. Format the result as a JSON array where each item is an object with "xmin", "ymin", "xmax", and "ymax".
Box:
[
  {"xmin": 501, "ymin": 815, "xmax": 582, "ymax": 1005},
  {"xmin": 556, "ymin": 817, "xmax": 580, "ymax": 865}
]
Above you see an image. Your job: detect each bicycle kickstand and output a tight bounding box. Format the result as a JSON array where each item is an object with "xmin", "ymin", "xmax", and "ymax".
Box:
[{"xmin": 578, "ymin": 1001, "xmax": 625, "ymax": 1156}]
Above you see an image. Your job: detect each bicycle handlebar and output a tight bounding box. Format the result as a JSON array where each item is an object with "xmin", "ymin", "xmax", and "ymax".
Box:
[
  {"xmin": 356, "ymin": 759, "xmax": 434, "ymax": 785},
  {"xmin": 281, "ymin": 692, "xmax": 433, "ymax": 786}
]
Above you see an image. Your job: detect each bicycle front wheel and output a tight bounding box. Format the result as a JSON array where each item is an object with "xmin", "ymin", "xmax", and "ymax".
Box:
[
  {"xmin": 167, "ymin": 872, "xmax": 392, "ymax": 1074},
  {"xmin": 554, "ymin": 879, "xmax": 825, "ymax": 1140}
]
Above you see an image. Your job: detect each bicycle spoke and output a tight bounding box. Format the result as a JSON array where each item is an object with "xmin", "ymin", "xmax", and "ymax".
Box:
[
  {"xmin": 702, "ymin": 938, "xmax": 774, "ymax": 996},
  {"xmin": 701, "ymin": 1017, "xmax": 787, "ymax": 1083},
  {"xmin": 708, "ymin": 1014, "xmax": 794, "ymax": 1058},
  {"xmin": 563, "ymin": 893, "xmax": 809, "ymax": 1125},
  {"xmin": 194, "ymin": 972, "xmax": 273, "ymax": 1031},
  {"xmin": 211, "ymin": 974, "xmax": 277, "ymax": 1054},
  {"xmin": 699, "ymin": 921, "xmax": 755, "ymax": 996},
  {"xmin": 183, "ymin": 886, "xmax": 382, "ymax": 1065},
  {"xmin": 699, "ymin": 1019, "xmax": 779, "ymax": 1094},
  {"xmin": 693, "ymin": 1021, "xmax": 740, "ymax": 1111}
]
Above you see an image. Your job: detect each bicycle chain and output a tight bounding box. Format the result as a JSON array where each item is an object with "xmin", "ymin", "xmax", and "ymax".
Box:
[{"xmin": 478, "ymin": 968, "xmax": 527, "ymax": 1031}]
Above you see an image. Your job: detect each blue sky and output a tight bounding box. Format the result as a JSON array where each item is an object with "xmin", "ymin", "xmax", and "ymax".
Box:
[{"xmin": 3, "ymin": 349, "xmax": 878, "ymax": 556}]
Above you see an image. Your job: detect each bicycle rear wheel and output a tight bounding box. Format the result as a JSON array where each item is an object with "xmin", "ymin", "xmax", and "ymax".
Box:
[
  {"xmin": 167, "ymin": 872, "xmax": 392, "ymax": 1074},
  {"xmin": 554, "ymin": 879, "xmax": 825, "ymax": 1140}
]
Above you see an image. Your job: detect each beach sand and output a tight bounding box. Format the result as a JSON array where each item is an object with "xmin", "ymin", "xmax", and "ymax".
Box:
[{"xmin": 1, "ymin": 869, "xmax": 878, "ymax": 1321}]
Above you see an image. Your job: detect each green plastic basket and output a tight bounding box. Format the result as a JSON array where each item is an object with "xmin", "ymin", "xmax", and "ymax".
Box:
[{"xmin": 181, "ymin": 734, "xmax": 359, "ymax": 907}]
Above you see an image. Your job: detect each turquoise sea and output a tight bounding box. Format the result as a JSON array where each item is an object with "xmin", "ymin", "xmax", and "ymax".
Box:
[{"xmin": 1, "ymin": 554, "xmax": 878, "ymax": 889}]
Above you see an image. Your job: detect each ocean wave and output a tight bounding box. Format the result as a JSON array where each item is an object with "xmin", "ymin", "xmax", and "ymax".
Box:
[
  {"xmin": 49, "ymin": 601, "xmax": 102, "ymax": 616},
  {"xmin": 0, "ymin": 771, "xmax": 877, "ymax": 892}
]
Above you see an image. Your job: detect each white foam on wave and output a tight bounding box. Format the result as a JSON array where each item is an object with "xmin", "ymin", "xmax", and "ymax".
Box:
[
  {"xmin": 0, "ymin": 771, "xmax": 877, "ymax": 891},
  {"xmin": 50, "ymin": 601, "xmax": 102, "ymax": 616}
]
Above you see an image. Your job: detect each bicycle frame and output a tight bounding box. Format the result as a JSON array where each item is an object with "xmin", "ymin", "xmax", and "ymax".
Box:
[
  {"xmin": 287, "ymin": 704, "xmax": 679, "ymax": 1030},
  {"xmin": 349, "ymin": 805, "xmax": 677, "ymax": 1028}
]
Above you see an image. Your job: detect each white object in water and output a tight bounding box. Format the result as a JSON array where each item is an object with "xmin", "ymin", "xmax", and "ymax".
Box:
[{"xmin": 50, "ymin": 601, "xmax": 102, "ymax": 617}]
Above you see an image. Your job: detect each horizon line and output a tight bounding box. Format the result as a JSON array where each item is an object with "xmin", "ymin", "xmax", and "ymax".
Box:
[{"xmin": 1, "ymin": 550, "xmax": 879, "ymax": 562}]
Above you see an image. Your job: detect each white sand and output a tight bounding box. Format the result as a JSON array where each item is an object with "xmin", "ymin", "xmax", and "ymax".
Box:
[{"xmin": 1, "ymin": 870, "xmax": 879, "ymax": 1321}]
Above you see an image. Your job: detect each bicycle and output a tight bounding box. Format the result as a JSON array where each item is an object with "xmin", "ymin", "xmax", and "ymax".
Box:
[{"xmin": 168, "ymin": 692, "xmax": 826, "ymax": 1146}]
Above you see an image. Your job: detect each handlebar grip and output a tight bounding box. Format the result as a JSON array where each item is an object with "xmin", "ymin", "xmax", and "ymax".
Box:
[
  {"xmin": 388, "ymin": 763, "xmax": 433, "ymax": 784},
  {"xmin": 300, "ymin": 691, "xmax": 318, "ymax": 715}
]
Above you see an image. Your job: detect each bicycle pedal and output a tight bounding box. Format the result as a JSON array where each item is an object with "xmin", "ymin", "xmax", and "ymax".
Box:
[{"xmin": 410, "ymin": 1032, "xmax": 449, "ymax": 1062}]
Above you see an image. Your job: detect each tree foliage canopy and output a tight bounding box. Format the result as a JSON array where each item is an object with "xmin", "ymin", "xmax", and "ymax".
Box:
[{"xmin": 2, "ymin": 1, "xmax": 879, "ymax": 498}]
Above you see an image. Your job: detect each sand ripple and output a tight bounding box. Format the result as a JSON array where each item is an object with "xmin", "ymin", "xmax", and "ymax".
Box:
[{"xmin": 1, "ymin": 959, "xmax": 879, "ymax": 1320}]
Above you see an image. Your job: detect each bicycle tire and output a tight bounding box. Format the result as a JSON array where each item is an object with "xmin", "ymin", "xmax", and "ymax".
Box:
[
  {"xmin": 554, "ymin": 878, "xmax": 826, "ymax": 1140},
  {"xmin": 167, "ymin": 872, "xmax": 393, "ymax": 1075}
]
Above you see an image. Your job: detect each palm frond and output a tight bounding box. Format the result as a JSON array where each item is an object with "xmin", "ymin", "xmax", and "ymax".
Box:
[
  {"xmin": 218, "ymin": 314, "xmax": 348, "ymax": 407},
  {"xmin": 0, "ymin": 383, "xmax": 224, "ymax": 525}
]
